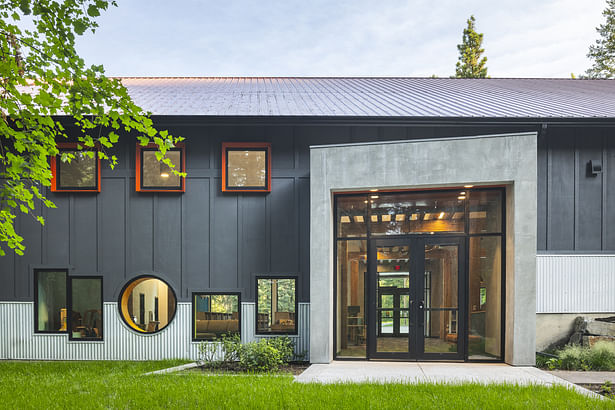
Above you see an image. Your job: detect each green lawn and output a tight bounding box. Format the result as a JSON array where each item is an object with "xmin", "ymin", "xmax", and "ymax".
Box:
[{"xmin": 0, "ymin": 361, "xmax": 612, "ymax": 409}]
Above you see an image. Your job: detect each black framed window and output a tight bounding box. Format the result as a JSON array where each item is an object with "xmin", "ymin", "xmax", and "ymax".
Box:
[
  {"xmin": 222, "ymin": 142, "xmax": 271, "ymax": 192},
  {"xmin": 192, "ymin": 292, "xmax": 241, "ymax": 341},
  {"xmin": 118, "ymin": 275, "xmax": 177, "ymax": 334},
  {"xmin": 256, "ymin": 277, "xmax": 297, "ymax": 334},
  {"xmin": 136, "ymin": 143, "xmax": 185, "ymax": 192},
  {"xmin": 51, "ymin": 143, "xmax": 100, "ymax": 192},
  {"xmin": 34, "ymin": 269, "xmax": 68, "ymax": 333},
  {"xmin": 68, "ymin": 276, "xmax": 103, "ymax": 341}
]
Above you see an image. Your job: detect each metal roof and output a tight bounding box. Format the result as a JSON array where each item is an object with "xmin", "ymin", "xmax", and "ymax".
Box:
[{"xmin": 118, "ymin": 77, "xmax": 615, "ymax": 118}]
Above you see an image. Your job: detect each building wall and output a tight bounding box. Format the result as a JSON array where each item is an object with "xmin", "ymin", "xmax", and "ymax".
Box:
[
  {"xmin": 0, "ymin": 120, "xmax": 613, "ymax": 305},
  {"xmin": 0, "ymin": 301, "xmax": 310, "ymax": 360},
  {"xmin": 537, "ymin": 126, "xmax": 615, "ymax": 251}
]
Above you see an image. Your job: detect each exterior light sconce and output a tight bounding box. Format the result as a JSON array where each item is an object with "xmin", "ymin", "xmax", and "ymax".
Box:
[{"xmin": 588, "ymin": 159, "xmax": 602, "ymax": 177}]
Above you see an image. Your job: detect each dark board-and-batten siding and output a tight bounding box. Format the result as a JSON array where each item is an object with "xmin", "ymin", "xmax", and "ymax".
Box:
[{"xmin": 0, "ymin": 121, "xmax": 614, "ymax": 302}]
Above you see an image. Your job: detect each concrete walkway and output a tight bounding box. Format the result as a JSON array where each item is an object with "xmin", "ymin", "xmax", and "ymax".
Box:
[
  {"xmin": 548, "ymin": 370, "xmax": 615, "ymax": 385},
  {"xmin": 295, "ymin": 361, "xmax": 599, "ymax": 397}
]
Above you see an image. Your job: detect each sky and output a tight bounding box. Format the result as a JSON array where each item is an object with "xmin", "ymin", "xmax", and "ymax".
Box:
[{"xmin": 74, "ymin": 0, "xmax": 607, "ymax": 78}]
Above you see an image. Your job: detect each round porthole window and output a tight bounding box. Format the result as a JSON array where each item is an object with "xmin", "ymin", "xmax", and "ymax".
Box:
[{"xmin": 119, "ymin": 275, "xmax": 177, "ymax": 334}]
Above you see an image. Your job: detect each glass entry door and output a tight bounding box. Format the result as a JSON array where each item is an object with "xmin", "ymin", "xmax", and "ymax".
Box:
[{"xmin": 367, "ymin": 237, "xmax": 465, "ymax": 360}]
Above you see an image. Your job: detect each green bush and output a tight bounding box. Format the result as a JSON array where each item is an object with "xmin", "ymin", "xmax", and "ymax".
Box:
[
  {"xmin": 199, "ymin": 335, "xmax": 297, "ymax": 372},
  {"xmin": 558, "ymin": 344, "xmax": 586, "ymax": 370},
  {"xmin": 239, "ymin": 339, "xmax": 284, "ymax": 372},
  {"xmin": 542, "ymin": 341, "xmax": 615, "ymax": 371},
  {"xmin": 267, "ymin": 335, "xmax": 295, "ymax": 362},
  {"xmin": 220, "ymin": 333, "xmax": 242, "ymax": 364},
  {"xmin": 585, "ymin": 341, "xmax": 615, "ymax": 371}
]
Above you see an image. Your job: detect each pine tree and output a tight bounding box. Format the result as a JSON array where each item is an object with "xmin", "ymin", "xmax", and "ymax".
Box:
[
  {"xmin": 455, "ymin": 15, "xmax": 488, "ymax": 78},
  {"xmin": 586, "ymin": 0, "xmax": 615, "ymax": 78}
]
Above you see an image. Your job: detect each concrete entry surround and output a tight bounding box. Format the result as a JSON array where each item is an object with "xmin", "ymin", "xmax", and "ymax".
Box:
[{"xmin": 310, "ymin": 132, "xmax": 537, "ymax": 365}]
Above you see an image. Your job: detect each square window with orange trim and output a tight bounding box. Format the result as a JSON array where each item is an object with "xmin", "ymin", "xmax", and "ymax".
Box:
[
  {"xmin": 51, "ymin": 143, "xmax": 100, "ymax": 192},
  {"xmin": 136, "ymin": 143, "xmax": 185, "ymax": 192},
  {"xmin": 222, "ymin": 142, "xmax": 271, "ymax": 192}
]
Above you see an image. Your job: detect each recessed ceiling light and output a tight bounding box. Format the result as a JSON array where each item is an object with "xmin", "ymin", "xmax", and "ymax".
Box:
[
  {"xmin": 460, "ymin": 192, "xmax": 466, "ymax": 195},
  {"xmin": 371, "ymin": 195, "xmax": 379, "ymax": 199},
  {"xmin": 370, "ymin": 189, "xmax": 379, "ymax": 192},
  {"xmin": 458, "ymin": 196, "xmax": 466, "ymax": 200},
  {"xmin": 464, "ymin": 185, "xmax": 474, "ymax": 188}
]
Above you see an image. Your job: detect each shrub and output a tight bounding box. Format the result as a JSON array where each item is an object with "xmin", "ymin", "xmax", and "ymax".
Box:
[
  {"xmin": 585, "ymin": 341, "xmax": 615, "ymax": 371},
  {"xmin": 542, "ymin": 341, "xmax": 615, "ymax": 371},
  {"xmin": 267, "ymin": 336, "xmax": 295, "ymax": 362},
  {"xmin": 558, "ymin": 344, "xmax": 586, "ymax": 370},
  {"xmin": 220, "ymin": 333, "xmax": 242, "ymax": 364},
  {"xmin": 197, "ymin": 341, "xmax": 220, "ymax": 368},
  {"xmin": 239, "ymin": 339, "xmax": 283, "ymax": 372}
]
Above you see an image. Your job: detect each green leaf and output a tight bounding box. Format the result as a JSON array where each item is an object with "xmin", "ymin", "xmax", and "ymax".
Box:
[
  {"xmin": 87, "ymin": 5, "xmax": 101, "ymax": 17},
  {"xmin": 74, "ymin": 20, "xmax": 87, "ymax": 35}
]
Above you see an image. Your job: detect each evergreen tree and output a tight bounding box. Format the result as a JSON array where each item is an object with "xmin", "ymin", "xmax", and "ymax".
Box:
[
  {"xmin": 455, "ymin": 15, "xmax": 488, "ymax": 78},
  {"xmin": 586, "ymin": 0, "xmax": 615, "ymax": 78}
]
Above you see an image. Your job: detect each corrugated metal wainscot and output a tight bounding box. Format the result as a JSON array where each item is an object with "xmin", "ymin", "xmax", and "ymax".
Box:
[
  {"xmin": 0, "ymin": 302, "xmax": 309, "ymax": 360},
  {"xmin": 536, "ymin": 254, "xmax": 615, "ymax": 313}
]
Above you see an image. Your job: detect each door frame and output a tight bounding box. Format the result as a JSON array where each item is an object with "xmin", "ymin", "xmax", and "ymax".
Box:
[{"xmin": 367, "ymin": 235, "xmax": 466, "ymax": 361}]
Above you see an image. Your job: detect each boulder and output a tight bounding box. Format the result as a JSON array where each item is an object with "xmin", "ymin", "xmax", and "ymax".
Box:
[
  {"xmin": 568, "ymin": 316, "xmax": 615, "ymax": 346},
  {"xmin": 585, "ymin": 320, "xmax": 615, "ymax": 337}
]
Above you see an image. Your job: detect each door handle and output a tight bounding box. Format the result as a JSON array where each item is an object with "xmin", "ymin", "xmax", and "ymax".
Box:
[{"xmin": 418, "ymin": 300, "xmax": 424, "ymax": 310}]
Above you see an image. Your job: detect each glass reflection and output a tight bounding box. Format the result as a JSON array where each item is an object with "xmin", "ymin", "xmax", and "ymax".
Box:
[
  {"xmin": 469, "ymin": 190, "xmax": 502, "ymax": 234},
  {"xmin": 468, "ymin": 236, "xmax": 502, "ymax": 360},
  {"xmin": 336, "ymin": 196, "xmax": 367, "ymax": 238},
  {"xmin": 142, "ymin": 150, "xmax": 182, "ymax": 188},
  {"xmin": 58, "ymin": 150, "xmax": 97, "ymax": 189},
  {"xmin": 376, "ymin": 245, "xmax": 410, "ymax": 353},
  {"xmin": 227, "ymin": 150, "xmax": 267, "ymax": 187},
  {"xmin": 336, "ymin": 240, "xmax": 367, "ymax": 358},
  {"xmin": 194, "ymin": 294, "xmax": 240, "ymax": 340},
  {"xmin": 424, "ymin": 244, "xmax": 458, "ymax": 353},
  {"xmin": 370, "ymin": 192, "xmax": 465, "ymax": 235}
]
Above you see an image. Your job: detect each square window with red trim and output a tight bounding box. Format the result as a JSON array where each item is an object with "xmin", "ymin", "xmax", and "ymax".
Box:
[
  {"xmin": 222, "ymin": 142, "xmax": 271, "ymax": 192},
  {"xmin": 51, "ymin": 143, "xmax": 101, "ymax": 192},
  {"xmin": 136, "ymin": 143, "xmax": 185, "ymax": 192}
]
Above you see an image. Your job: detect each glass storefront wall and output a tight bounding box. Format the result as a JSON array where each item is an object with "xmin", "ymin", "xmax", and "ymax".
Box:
[
  {"xmin": 336, "ymin": 240, "xmax": 367, "ymax": 358},
  {"xmin": 468, "ymin": 236, "xmax": 502, "ymax": 360},
  {"xmin": 335, "ymin": 188, "xmax": 504, "ymax": 361}
]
